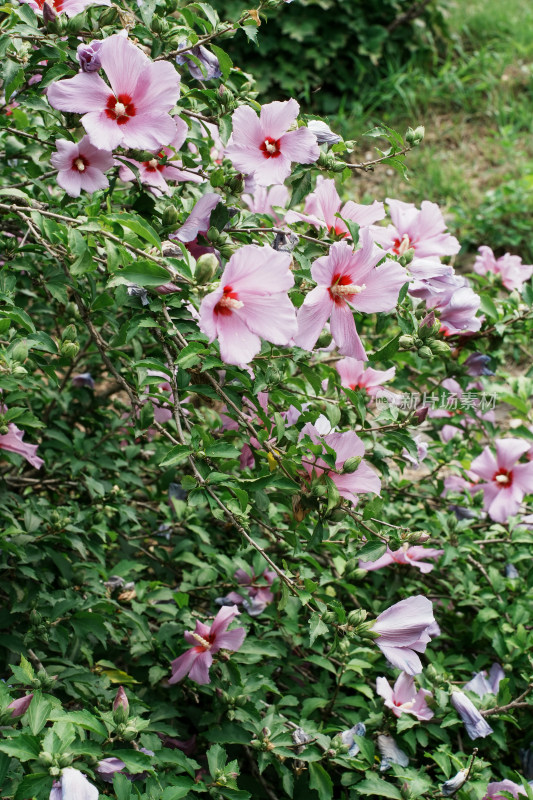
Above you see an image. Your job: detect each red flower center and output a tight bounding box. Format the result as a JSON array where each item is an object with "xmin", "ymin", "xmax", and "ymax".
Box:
[
  {"xmin": 392, "ymin": 233, "xmax": 412, "ymax": 255},
  {"xmin": 105, "ymin": 93, "xmax": 136, "ymax": 125},
  {"xmin": 260, "ymin": 137, "xmax": 281, "ymax": 159},
  {"xmin": 143, "ymin": 151, "xmax": 166, "ymax": 172},
  {"xmin": 192, "ymin": 632, "xmax": 216, "ymax": 653},
  {"xmin": 214, "ymin": 285, "xmax": 243, "ymax": 316},
  {"xmin": 37, "ymin": 0, "xmax": 65, "ymax": 10},
  {"xmin": 493, "ymin": 468, "xmax": 513, "ymax": 488},
  {"xmin": 71, "ymin": 154, "xmax": 89, "ymax": 172},
  {"xmin": 328, "ymin": 273, "xmax": 366, "ymax": 305}
]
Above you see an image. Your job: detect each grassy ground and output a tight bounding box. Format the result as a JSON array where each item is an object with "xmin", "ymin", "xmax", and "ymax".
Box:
[{"xmin": 336, "ymin": 0, "xmax": 533, "ymax": 263}]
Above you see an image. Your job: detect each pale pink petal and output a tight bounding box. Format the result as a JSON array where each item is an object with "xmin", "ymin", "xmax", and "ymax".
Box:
[
  {"xmin": 350, "ymin": 261, "xmax": 409, "ymax": 313},
  {"xmin": 217, "ymin": 313, "xmax": 262, "ymax": 366},
  {"xmin": 378, "ymin": 644, "xmax": 423, "ymax": 676},
  {"xmin": 213, "ymin": 627, "xmax": 246, "ymax": 652},
  {"xmin": 119, "ymin": 113, "xmax": 177, "ymax": 151},
  {"xmin": 342, "ymin": 200, "xmax": 386, "ymax": 228},
  {"xmin": 99, "ymin": 33, "xmax": 150, "ymax": 99},
  {"xmin": 57, "ymin": 169, "xmax": 82, "ymax": 197},
  {"xmin": 229, "ymin": 104, "xmax": 264, "ymax": 149},
  {"xmin": 177, "ymin": 193, "xmax": 221, "ymax": 242},
  {"xmin": 235, "ymin": 294, "xmax": 296, "ymax": 345},
  {"xmin": 359, "ymin": 552, "xmax": 395, "ymax": 571},
  {"xmin": 336, "ymin": 358, "xmax": 365, "ymax": 388},
  {"xmin": 393, "ymin": 671, "xmax": 416, "ymax": 704},
  {"xmin": 511, "ymin": 462, "xmax": 533, "ymax": 493},
  {"xmin": 140, "ymin": 61, "xmax": 181, "ymax": 113},
  {"xmin": 495, "ymin": 438, "xmax": 530, "ymax": 470},
  {"xmin": 210, "ymin": 604, "xmax": 240, "ymax": 638},
  {"xmin": 188, "ymin": 650, "xmax": 213, "ymax": 685},
  {"xmin": 168, "ymin": 647, "xmax": 201, "ymax": 683},
  {"xmin": 373, "ymin": 596, "xmax": 434, "ymax": 645},
  {"xmin": 47, "ymin": 72, "xmax": 110, "ymax": 114},
  {"xmin": 223, "ymin": 246, "xmax": 293, "ymax": 294},
  {"xmin": 376, "ymin": 676, "xmax": 394, "ymax": 704},
  {"xmin": 387, "ymin": 198, "xmax": 419, "ymax": 233},
  {"xmin": 330, "ymin": 302, "xmax": 367, "ymax": 360},
  {"xmin": 79, "ymin": 166, "xmax": 109, "ymax": 193},
  {"xmin": 50, "ymin": 139, "xmax": 78, "ymax": 171},
  {"xmin": 488, "ymin": 487, "xmax": 520, "ymax": 523},
  {"xmin": 294, "ymin": 286, "xmax": 333, "ymax": 350},
  {"xmin": 259, "ymin": 98, "xmax": 299, "ymax": 139},
  {"xmin": 278, "ymin": 126, "xmax": 320, "ymax": 165},
  {"xmin": 0, "ymin": 424, "xmax": 43, "ymax": 469},
  {"xmin": 224, "ymin": 145, "xmax": 266, "ymax": 177},
  {"xmin": 252, "ymin": 152, "xmax": 293, "ymax": 187},
  {"xmin": 82, "ymin": 110, "xmax": 125, "ymax": 150},
  {"xmin": 470, "ymin": 447, "xmax": 498, "ymax": 481},
  {"xmin": 306, "ymin": 179, "xmax": 340, "ymax": 227},
  {"xmin": 285, "ymin": 209, "xmax": 326, "ymax": 230}
]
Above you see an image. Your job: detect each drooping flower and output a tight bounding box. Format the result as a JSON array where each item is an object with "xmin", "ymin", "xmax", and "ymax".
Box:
[
  {"xmin": 51, "ymin": 136, "xmax": 113, "ymax": 198},
  {"xmin": 370, "ymin": 198, "xmax": 460, "ymax": 260},
  {"xmin": 76, "ymin": 40, "xmax": 103, "ymax": 73},
  {"xmin": 360, "ymin": 544, "xmax": 443, "ymax": 574},
  {"xmin": 307, "ymin": 120, "xmax": 342, "ymax": 145},
  {"xmin": 371, "ymin": 595, "xmax": 436, "ymax": 675},
  {"xmin": 483, "ymin": 780, "xmax": 527, "ymax": 799},
  {"xmin": 0, "ymin": 421, "xmax": 44, "ymax": 469},
  {"xmin": 441, "ymin": 770, "xmax": 468, "ymax": 796},
  {"xmin": 72, "ymin": 372, "xmax": 95, "ymax": 389},
  {"xmin": 168, "ymin": 605, "xmax": 246, "ymax": 686},
  {"xmin": 464, "ymin": 663, "xmax": 505, "ymax": 698},
  {"xmin": 242, "ymin": 183, "xmax": 289, "ymax": 225},
  {"xmin": 49, "ymin": 768, "xmax": 98, "ymax": 800},
  {"xmin": 450, "ymin": 691, "xmax": 494, "ymax": 740},
  {"xmin": 96, "ymin": 748, "xmax": 154, "ymax": 783},
  {"xmin": 48, "ymin": 34, "xmax": 180, "ymax": 151},
  {"xmin": 377, "ymin": 734, "xmax": 409, "ymax": 771},
  {"xmin": 171, "ymin": 192, "xmax": 221, "ymax": 244},
  {"xmin": 225, "ymin": 567, "xmax": 276, "ymax": 616},
  {"xmin": 376, "ymin": 672, "xmax": 434, "ymax": 720},
  {"xmin": 21, "ymin": 0, "xmax": 109, "ymax": 17},
  {"xmin": 294, "ymin": 234, "xmax": 408, "ymax": 359},
  {"xmin": 176, "ymin": 41, "xmax": 222, "ymax": 80},
  {"xmin": 300, "ymin": 421, "xmax": 381, "ymax": 507},
  {"xmin": 336, "ymin": 357, "xmax": 395, "ymax": 397},
  {"xmin": 437, "ymin": 283, "xmax": 482, "ymax": 335},
  {"xmin": 401, "ymin": 435, "xmax": 428, "ymax": 469},
  {"xmin": 198, "ymin": 244, "xmax": 297, "ymax": 367},
  {"xmin": 469, "ymin": 439, "xmax": 533, "ymax": 523},
  {"xmin": 340, "ymin": 722, "xmax": 366, "ymax": 757},
  {"xmin": 7, "ymin": 693, "xmax": 33, "ymax": 718},
  {"xmin": 118, "ymin": 118, "xmax": 202, "ymax": 196},
  {"xmin": 225, "ymin": 99, "xmax": 320, "ymax": 186},
  {"xmin": 474, "ymin": 245, "xmax": 533, "ymax": 292},
  {"xmin": 286, "ymin": 177, "xmax": 385, "ymax": 237}
]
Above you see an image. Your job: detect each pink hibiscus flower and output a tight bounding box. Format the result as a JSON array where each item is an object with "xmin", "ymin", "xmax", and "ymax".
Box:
[
  {"xmin": 483, "ymin": 781, "xmax": 527, "ymax": 800},
  {"xmin": 118, "ymin": 117, "xmax": 202, "ymax": 196},
  {"xmin": 170, "ymin": 192, "xmax": 221, "ymax": 259},
  {"xmin": 376, "ymin": 672, "xmax": 434, "ymax": 720},
  {"xmin": 222, "ymin": 567, "xmax": 276, "ymax": 616},
  {"xmin": 336, "ymin": 357, "xmax": 395, "ymax": 397},
  {"xmin": 294, "ymin": 233, "xmax": 408, "ymax": 359},
  {"xmin": 370, "ymin": 198, "xmax": 460, "ymax": 259},
  {"xmin": 300, "ymin": 421, "xmax": 381, "ymax": 507},
  {"xmin": 51, "ymin": 135, "xmax": 113, "ymax": 197},
  {"xmin": 225, "ymin": 99, "xmax": 320, "ymax": 186},
  {"xmin": 0, "ymin": 421, "xmax": 43, "ymax": 469},
  {"xmin": 20, "ymin": 0, "xmax": 109, "ymax": 17},
  {"xmin": 474, "ymin": 245, "xmax": 533, "ymax": 292},
  {"xmin": 286, "ymin": 177, "xmax": 384, "ymax": 237},
  {"xmin": 371, "ymin": 595, "xmax": 436, "ymax": 675},
  {"xmin": 360, "ymin": 544, "xmax": 443, "ymax": 574},
  {"xmin": 47, "ymin": 34, "xmax": 180, "ymax": 151},
  {"xmin": 198, "ymin": 244, "xmax": 297, "ymax": 367},
  {"xmin": 168, "ymin": 605, "xmax": 246, "ymax": 686},
  {"xmin": 469, "ymin": 439, "xmax": 533, "ymax": 523}
]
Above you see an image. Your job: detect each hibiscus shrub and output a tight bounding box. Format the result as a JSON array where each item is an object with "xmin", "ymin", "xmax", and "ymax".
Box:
[{"xmin": 0, "ymin": 2, "xmax": 533, "ymax": 800}]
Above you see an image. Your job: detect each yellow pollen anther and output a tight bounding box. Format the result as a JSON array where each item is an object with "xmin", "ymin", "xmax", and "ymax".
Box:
[
  {"xmin": 330, "ymin": 283, "xmax": 366, "ymax": 296},
  {"xmin": 148, "ymin": 158, "xmax": 159, "ymax": 169},
  {"xmin": 397, "ymin": 233, "xmax": 411, "ymax": 255},
  {"xmin": 219, "ymin": 295, "xmax": 244, "ymax": 310},
  {"xmin": 114, "ymin": 102, "xmax": 127, "ymax": 117},
  {"xmin": 191, "ymin": 632, "xmax": 211, "ymax": 649},
  {"xmin": 74, "ymin": 158, "xmax": 85, "ymax": 172}
]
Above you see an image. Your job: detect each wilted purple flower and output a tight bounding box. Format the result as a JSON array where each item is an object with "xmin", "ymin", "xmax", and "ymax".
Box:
[
  {"xmin": 441, "ymin": 769, "xmax": 468, "ymax": 796},
  {"xmin": 340, "ymin": 722, "xmax": 366, "ymax": 757},
  {"xmin": 464, "ymin": 352, "xmax": 494, "ymax": 376},
  {"xmin": 505, "ymin": 563, "xmax": 519, "ymax": 579},
  {"xmin": 464, "ymin": 663, "xmax": 504, "ymax": 698},
  {"xmin": 377, "ymin": 734, "xmax": 409, "ymax": 771},
  {"xmin": 76, "ymin": 40, "xmax": 103, "ymax": 73},
  {"xmin": 96, "ymin": 757, "xmax": 126, "ymax": 782},
  {"xmin": 72, "ymin": 372, "xmax": 95, "ymax": 389},
  {"xmin": 451, "ymin": 691, "xmax": 494, "ymax": 740},
  {"xmin": 371, "ymin": 595, "xmax": 436, "ymax": 675},
  {"xmin": 307, "ymin": 120, "xmax": 342, "ymax": 145},
  {"xmin": 127, "ymin": 285, "xmax": 149, "ymax": 306},
  {"xmin": 7, "ymin": 693, "xmax": 33, "ymax": 718},
  {"xmin": 171, "ymin": 193, "xmax": 221, "ymax": 244},
  {"xmin": 176, "ymin": 41, "xmax": 222, "ymax": 80}
]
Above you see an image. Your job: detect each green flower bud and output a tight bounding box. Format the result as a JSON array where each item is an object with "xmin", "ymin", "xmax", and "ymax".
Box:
[
  {"xmin": 0, "ymin": 424, "xmax": 8, "ymax": 436},
  {"xmin": 57, "ymin": 752, "xmax": 72, "ymax": 768},
  {"xmin": 432, "ymin": 340, "xmax": 451, "ymax": 355},
  {"xmin": 39, "ymin": 751, "xmax": 54, "ymax": 767},
  {"xmin": 405, "ymin": 126, "xmax": 425, "ymax": 146},
  {"xmin": 206, "ymin": 226, "xmax": 222, "ymax": 244},
  {"xmin": 30, "ymin": 609, "xmax": 42, "ymax": 626},
  {"xmin": 11, "ymin": 341, "xmax": 29, "ymax": 363},
  {"xmin": 162, "ymin": 205, "xmax": 180, "ymax": 227},
  {"xmin": 316, "ymin": 330, "xmax": 333, "ymax": 349},
  {"xmin": 218, "ymin": 242, "xmax": 238, "ymax": 259},
  {"xmin": 342, "ymin": 456, "xmax": 362, "ymax": 474},
  {"xmin": 60, "ymin": 341, "xmax": 80, "ymax": 359},
  {"xmin": 417, "ymin": 345, "xmax": 433, "ymax": 359},
  {"xmin": 226, "ymin": 174, "xmax": 245, "ymax": 195},
  {"xmin": 151, "ymin": 16, "xmax": 168, "ymax": 33},
  {"xmin": 194, "ymin": 253, "xmax": 219, "ymax": 284},
  {"xmin": 399, "ymin": 247, "xmax": 415, "ymax": 266},
  {"xmin": 399, "ymin": 334, "xmax": 415, "ymax": 348},
  {"xmin": 347, "ymin": 609, "xmax": 367, "ymax": 626},
  {"xmin": 62, "ymin": 324, "xmax": 77, "ymax": 342},
  {"xmin": 320, "ymin": 611, "xmax": 336, "ymax": 624}
]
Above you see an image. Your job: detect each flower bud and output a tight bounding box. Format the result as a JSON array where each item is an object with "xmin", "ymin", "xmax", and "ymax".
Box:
[
  {"xmin": 62, "ymin": 324, "xmax": 77, "ymax": 342},
  {"xmin": 99, "ymin": 5, "xmax": 118, "ymax": 24},
  {"xmin": 401, "ymin": 530, "xmax": 430, "ymax": 544},
  {"xmin": 57, "ymin": 752, "xmax": 73, "ymax": 768},
  {"xmin": 218, "ymin": 242, "xmax": 239, "ymax": 259},
  {"xmin": 7, "ymin": 694, "xmax": 33, "ymax": 718},
  {"xmin": 347, "ymin": 609, "xmax": 367, "ymax": 626},
  {"xmin": 405, "ymin": 126, "xmax": 425, "ymax": 146},
  {"xmin": 151, "ymin": 16, "xmax": 168, "ymax": 34},
  {"xmin": 226, "ymin": 174, "xmax": 245, "ymax": 195},
  {"xmin": 432, "ymin": 340, "xmax": 451, "ymax": 355},
  {"xmin": 342, "ymin": 456, "xmax": 362, "ymax": 474},
  {"xmin": 42, "ymin": 0, "xmax": 56, "ymax": 22},
  {"xmin": 316, "ymin": 330, "xmax": 333, "ymax": 349},
  {"xmin": 11, "ymin": 341, "xmax": 29, "ymax": 363},
  {"xmin": 398, "ymin": 334, "xmax": 415, "ymax": 348},
  {"xmin": 112, "ymin": 686, "xmax": 129, "ymax": 724},
  {"xmin": 399, "ymin": 248, "xmax": 415, "ymax": 266},
  {"xmin": 162, "ymin": 205, "xmax": 180, "ymax": 227},
  {"xmin": 60, "ymin": 341, "xmax": 80, "ymax": 359},
  {"xmin": 417, "ymin": 345, "xmax": 433, "ymax": 359},
  {"xmin": 194, "ymin": 253, "xmax": 219, "ymax": 284},
  {"xmin": 39, "ymin": 751, "xmax": 54, "ymax": 766},
  {"xmin": 413, "ymin": 406, "xmax": 429, "ymax": 424},
  {"xmin": 206, "ymin": 226, "xmax": 222, "ymax": 244}
]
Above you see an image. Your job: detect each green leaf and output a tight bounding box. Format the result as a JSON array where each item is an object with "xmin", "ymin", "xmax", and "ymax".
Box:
[
  {"xmin": 161, "ymin": 779, "xmax": 196, "ymax": 800},
  {"xmin": 109, "ymin": 261, "xmax": 171, "ymax": 287},
  {"xmin": 49, "ymin": 709, "xmax": 107, "ymax": 737},
  {"xmin": 111, "ymin": 749, "xmax": 153, "ymax": 773},
  {"xmin": 308, "ymin": 762, "xmax": 333, "ymax": 800},
  {"xmin": 3, "ymin": 60, "xmax": 24, "ymax": 102},
  {"xmin": 369, "ymin": 333, "xmax": 400, "ymax": 362},
  {"xmin": 362, "ymin": 496, "xmax": 383, "ymax": 520},
  {"xmin": 211, "ymin": 45, "xmax": 232, "ymax": 80},
  {"xmin": 0, "ymin": 734, "xmax": 41, "ymax": 761},
  {"xmin": 357, "ymin": 540, "xmax": 387, "ymax": 562},
  {"xmin": 175, "ymin": 341, "xmax": 208, "ymax": 368},
  {"xmin": 288, "ymin": 171, "xmax": 313, "ymax": 210},
  {"xmin": 355, "ymin": 775, "xmax": 402, "ymax": 799},
  {"xmin": 14, "ymin": 772, "xmax": 53, "ymax": 800},
  {"xmin": 27, "ymin": 691, "xmax": 53, "ymax": 735},
  {"xmin": 207, "ymin": 743, "xmax": 227, "ymax": 777},
  {"xmin": 159, "ymin": 444, "xmax": 191, "ymax": 467},
  {"xmin": 112, "ymin": 773, "xmax": 132, "ymax": 800},
  {"xmin": 205, "ymin": 443, "xmax": 242, "ymax": 459},
  {"xmin": 107, "ymin": 214, "xmax": 162, "ymax": 249},
  {"xmin": 309, "ymin": 612, "xmax": 328, "ymax": 645}
]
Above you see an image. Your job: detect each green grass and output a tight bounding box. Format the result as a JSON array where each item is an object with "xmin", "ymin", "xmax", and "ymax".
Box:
[{"xmin": 336, "ymin": 0, "xmax": 533, "ymax": 263}]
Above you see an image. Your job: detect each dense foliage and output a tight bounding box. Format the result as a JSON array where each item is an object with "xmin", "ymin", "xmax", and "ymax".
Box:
[{"xmin": 0, "ymin": 1, "xmax": 533, "ymax": 800}]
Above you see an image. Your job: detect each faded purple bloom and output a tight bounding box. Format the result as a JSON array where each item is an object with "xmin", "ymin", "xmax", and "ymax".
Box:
[
  {"xmin": 377, "ymin": 734, "xmax": 409, "ymax": 771},
  {"xmin": 226, "ymin": 567, "xmax": 276, "ymax": 616},
  {"xmin": 50, "ymin": 768, "xmax": 98, "ymax": 800},
  {"xmin": 371, "ymin": 595, "xmax": 436, "ymax": 675},
  {"xmin": 451, "ymin": 691, "xmax": 494, "ymax": 740},
  {"xmin": 340, "ymin": 722, "xmax": 366, "ymax": 757},
  {"xmin": 225, "ymin": 99, "xmax": 320, "ymax": 186},
  {"xmin": 7, "ymin": 693, "xmax": 33, "ymax": 718},
  {"xmin": 307, "ymin": 119, "xmax": 342, "ymax": 145},
  {"xmin": 360, "ymin": 544, "xmax": 442, "ymax": 574},
  {"xmin": 96, "ymin": 757, "xmax": 126, "ymax": 782},
  {"xmin": 441, "ymin": 770, "xmax": 468, "ymax": 796},
  {"xmin": 172, "ymin": 193, "xmax": 221, "ymax": 243},
  {"xmin": 76, "ymin": 40, "xmax": 103, "ymax": 73},
  {"xmin": 176, "ymin": 41, "xmax": 222, "ymax": 80},
  {"xmin": 470, "ymin": 439, "xmax": 533, "ymax": 523},
  {"xmin": 168, "ymin": 605, "xmax": 246, "ymax": 686},
  {"xmin": 464, "ymin": 663, "xmax": 505, "ymax": 698},
  {"xmin": 402, "ymin": 435, "xmax": 428, "ymax": 469},
  {"xmin": 376, "ymin": 672, "xmax": 434, "ymax": 720},
  {"xmin": 474, "ymin": 245, "xmax": 533, "ymax": 292},
  {"xmin": 464, "ymin": 352, "xmax": 493, "ymax": 376},
  {"xmin": 72, "ymin": 372, "xmax": 95, "ymax": 389}
]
